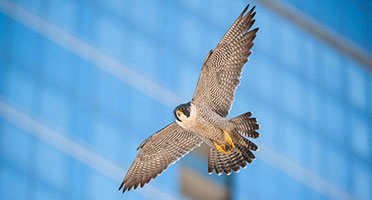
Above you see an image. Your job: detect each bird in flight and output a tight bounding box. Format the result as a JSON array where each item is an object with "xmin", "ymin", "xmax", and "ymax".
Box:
[{"xmin": 119, "ymin": 4, "xmax": 260, "ymax": 193}]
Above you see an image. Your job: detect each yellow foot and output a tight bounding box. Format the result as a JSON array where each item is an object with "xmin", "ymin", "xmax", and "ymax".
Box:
[
  {"xmin": 223, "ymin": 130, "xmax": 235, "ymax": 149},
  {"xmin": 213, "ymin": 141, "xmax": 231, "ymax": 154},
  {"xmin": 213, "ymin": 131, "xmax": 235, "ymax": 154}
]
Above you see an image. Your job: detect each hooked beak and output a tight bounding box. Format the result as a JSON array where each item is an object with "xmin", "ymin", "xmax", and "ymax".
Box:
[{"xmin": 175, "ymin": 110, "xmax": 183, "ymax": 122}]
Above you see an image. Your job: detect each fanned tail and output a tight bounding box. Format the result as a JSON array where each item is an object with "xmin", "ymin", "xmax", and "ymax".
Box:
[
  {"xmin": 208, "ymin": 142, "xmax": 257, "ymax": 175},
  {"xmin": 208, "ymin": 111, "xmax": 260, "ymax": 175}
]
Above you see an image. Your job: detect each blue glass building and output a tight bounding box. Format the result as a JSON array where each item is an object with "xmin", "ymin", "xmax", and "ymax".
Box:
[{"xmin": 0, "ymin": 0, "xmax": 371, "ymax": 199}]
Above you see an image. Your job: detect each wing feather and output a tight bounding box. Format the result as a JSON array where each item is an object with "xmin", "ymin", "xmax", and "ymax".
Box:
[
  {"xmin": 119, "ymin": 122, "xmax": 202, "ymax": 192},
  {"xmin": 192, "ymin": 5, "xmax": 259, "ymax": 117}
]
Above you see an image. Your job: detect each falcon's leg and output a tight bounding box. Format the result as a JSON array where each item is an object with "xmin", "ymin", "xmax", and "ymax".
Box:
[
  {"xmin": 212, "ymin": 130, "xmax": 235, "ymax": 154},
  {"xmin": 223, "ymin": 130, "xmax": 235, "ymax": 149}
]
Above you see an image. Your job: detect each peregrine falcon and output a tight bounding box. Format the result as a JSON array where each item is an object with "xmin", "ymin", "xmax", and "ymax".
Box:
[{"xmin": 119, "ymin": 4, "xmax": 260, "ymax": 192}]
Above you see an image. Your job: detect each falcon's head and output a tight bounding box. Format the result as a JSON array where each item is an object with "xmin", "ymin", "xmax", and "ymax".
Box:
[{"xmin": 174, "ymin": 102, "xmax": 191, "ymax": 122}]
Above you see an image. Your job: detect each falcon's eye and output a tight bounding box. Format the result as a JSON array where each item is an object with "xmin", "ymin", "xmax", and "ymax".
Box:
[{"xmin": 180, "ymin": 107, "xmax": 184, "ymax": 112}]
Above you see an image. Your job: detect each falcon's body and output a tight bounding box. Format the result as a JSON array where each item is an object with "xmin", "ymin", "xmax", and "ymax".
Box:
[
  {"xmin": 119, "ymin": 4, "xmax": 260, "ymax": 193},
  {"xmin": 176, "ymin": 102, "xmax": 234, "ymax": 148}
]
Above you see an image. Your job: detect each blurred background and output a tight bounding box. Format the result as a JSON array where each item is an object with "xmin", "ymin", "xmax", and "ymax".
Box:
[{"xmin": 0, "ymin": 0, "xmax": 371, "ymax": 199}]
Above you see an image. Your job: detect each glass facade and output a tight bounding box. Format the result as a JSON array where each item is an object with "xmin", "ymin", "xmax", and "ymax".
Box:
[{"xmin": 0, "ymin": 0, "xmax": 371, "ymax": 199}]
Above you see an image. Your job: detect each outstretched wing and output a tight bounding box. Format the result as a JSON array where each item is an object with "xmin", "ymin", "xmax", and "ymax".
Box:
[
  {"xmin": 118, "ymin": 122, "xmax": 203, "ymax": 192},
  {"xmin": 192, "ymin": 5, "xmax": 259, "ymax": 117}
]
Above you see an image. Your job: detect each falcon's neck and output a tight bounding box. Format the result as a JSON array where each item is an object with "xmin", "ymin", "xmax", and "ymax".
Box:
[{"xmin": 176, "ymin": 102, "xmax": 197, "ymax": 130}]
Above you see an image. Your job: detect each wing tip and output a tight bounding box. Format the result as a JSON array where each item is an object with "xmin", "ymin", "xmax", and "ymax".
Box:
[
  {"xmin": 119, "ymin": 184, "xmax": 128, "ymax": 193},
  {"xmin": 118, "ymin": 179, "xmax": 137, "ymax": 193},
  {"xmin": 240, "ymin": 4, "xmax": 250, "ymax": 18},
  {"xmin": 245, "ymin": 4, "xmax": 256, "ymax": 18},
  {"xmin": 118, "ymin": 180, "xmax": 126, "ymax": 191}
]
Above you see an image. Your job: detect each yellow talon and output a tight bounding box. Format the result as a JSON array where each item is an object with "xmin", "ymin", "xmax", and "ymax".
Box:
[
  {"xmin": 213, "ymin": 141, "xmax": 231, "ymax": 154},
  {"xmin": 223, "ymin": 130, "xmax": 235, "ymax": 149},
  {"xmin": 213, "ymin": 131, "xmax": 235, "ymax": 154}
]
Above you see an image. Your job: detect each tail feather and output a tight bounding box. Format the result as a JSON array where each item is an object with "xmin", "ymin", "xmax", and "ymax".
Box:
[
  {"xmin": 236, "ymin": 143, "xmax": 255, "ymax": 161},
  {"xmin": 208, "ymin": 111, "xmax": 260, "ymax": 175},
  {"xmin": 226, "ymin": 150, "xmax": 239, "ymax": 173},
  {"xmin": 229, "ymin": 149, "xmax": 244, "ymax": 172},
  {"xmin": 209, "ymin": 144, "xmax": 253, "ymax": 175},
  {"xmin": 231, "ymin": 112, "xmax": 260, "ymax": 138},
  {"xmin": 215, "ymin": 150, "xmax": 224, "ymax": 175},
  {"xmin": 208, "ymin": 148, "xmax": 216, "ymax": 174},
  {"xmin": 223, "ymin": 161, "xmax": 232, "ymax": 175},
  {"xmin": 220, "ymin": 152, "xmax": 232, "ymax": 175},
  {"xmin": 243, "ymin": 137, "xmax": 259, "ymax": 151}
]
